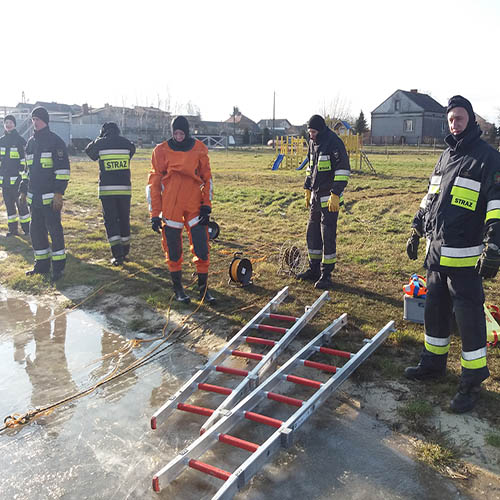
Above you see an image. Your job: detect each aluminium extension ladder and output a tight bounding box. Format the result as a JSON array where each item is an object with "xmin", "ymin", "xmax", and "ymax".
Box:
[
  {"xmin": 152, "ymin": 313, "xmax": 395, "ymax": 498},
  {"xmin": 151, "ymin": 286, "xmax": 329, "ymax": 433}
]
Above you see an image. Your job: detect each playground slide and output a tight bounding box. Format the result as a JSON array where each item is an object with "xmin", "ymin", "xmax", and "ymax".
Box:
[
  {"xmin": 296, "ymin": 157, "xmax": 308, "ymax": 170},
  {"xmin": 272, "ymin": 154, "xmax": 284, "ymax": 170}
]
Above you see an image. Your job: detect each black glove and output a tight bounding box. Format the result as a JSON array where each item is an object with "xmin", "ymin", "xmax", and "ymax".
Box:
[
  {"xmin": 476, "ymin": 243, "xmax": 500, "ymax": 279},
  {"xmin": 406, "ymin": 228, "xmax": 421, "ymax": 260},
  {"xmin": 199, "ymin": 205, "xmax": 211, "ymax": 226},
  {"xmin": 151, "ymin": 216, "xmax": 162, "ymax": 234}
]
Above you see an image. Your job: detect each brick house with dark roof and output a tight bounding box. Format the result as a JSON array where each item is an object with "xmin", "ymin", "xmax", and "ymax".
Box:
[{"xmin": 371, "ymin": 89, "xmax": 447, "ymax": 145}]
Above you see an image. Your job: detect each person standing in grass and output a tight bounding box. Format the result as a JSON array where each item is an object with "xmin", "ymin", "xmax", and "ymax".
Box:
[
  {"xmin": 0, "ymin": 115, "xmax": 30, "ymax": 236},
  {"xmin": 20, "ymin": 107, "xmax": 70, "ymax": 282},
  {"xmin": 297, "ymin": 114, "xmax": 350, "ymax": 289},
  {"xmin": 405, "ymin": 95, "xmax": 500, "ymax": 413},
  {"xmin": 85, "ymin": 123, "xmax": 136, "ymax": 266},
  {"xmin": 147, "ymin": 116, "xmax": 215, "ymax": 304}
]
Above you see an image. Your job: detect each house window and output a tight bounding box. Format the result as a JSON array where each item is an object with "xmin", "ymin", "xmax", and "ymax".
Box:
[
  {"xmin": 404, "ymin": 119, "xmax": 414, "ymax": 132},
  {"xmin": 395, "ymin": 100, "xmax": 401, "ymax": 111}
]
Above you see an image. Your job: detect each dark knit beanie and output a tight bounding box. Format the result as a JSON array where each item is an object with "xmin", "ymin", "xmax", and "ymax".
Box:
[
  {"xmin": 171, "ymin": 116, "xmax": 190, "ymax": 136},
  {"xmin": 446, "ymin": 95, "xmax": 474, "ymax": 121},
  {"xmin": 100, "ymin": 122, "xmax": 120, "ymax": 137},
  {"xmin": 4, "ymin": 114, "xmax": 16, "ymax": 126},
  {"xmin": 31, "ymin": 106, "xmax": 50, "ymax": 124},
  {"xmin": 307, "ymin": 114, "xmax": 326, "ymax": 131}
]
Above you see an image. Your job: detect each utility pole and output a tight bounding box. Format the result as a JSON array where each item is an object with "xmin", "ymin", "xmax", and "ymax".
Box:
[
  {"xmin": 272, "ymin": 91, "xmax": 275, "ymax": 143},
  {"xmin": 233, "ymin": 106, "xmax": 237, "ymax": 147}
]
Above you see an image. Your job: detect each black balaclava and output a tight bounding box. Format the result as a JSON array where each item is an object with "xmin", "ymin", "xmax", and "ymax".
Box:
[
  {"xmin": 446, "ymin": 95, "xmax": 477, "ymax": 140},
  {"xmin": 168, "ymin": 116, "xmax": 195, "ymax": 152},
  {"xmin": 307, "ymin": 114, "xmax": 328, "ymax": 144},
  {"xmin": 100, "ymin": 122, "xmax": 120, "ymax": 137},
  {"xmin": 4, "ymin": 114, "xmax": 16, "ymax": 127}
]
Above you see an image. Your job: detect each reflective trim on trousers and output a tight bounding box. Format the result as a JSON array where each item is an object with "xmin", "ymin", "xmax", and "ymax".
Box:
[
  {"xmin": 461, "ymin": 346, "xmax": 487, "ymax": 369},
  {"xmin": 19, "ymin": 213, "xmax": 31, "ymax": 223},
  {"xmin": 322, "ymin": 253, "xmax": 337, "ymax": 264},
  {"xmin": 34, "ymin": 248, "xmax": 51, "ymax": 260},
  {"xmin": 308, "ymin": 248, "xmax": 322, "ymax": 260},
  {"xmin": 121, "ymin": 236, "xmax": 131, "ymax": 243},
  {"xmin": 8, "ymin": 214, "xmax": 19, "ymax": 222},
  {"xmin": 52, "ymin": 249, "xmax": 66, "ymax": 261},
  {"xmin": 424, "ymin": 334, "xmax": 450, "ymax": 355},
  {"xmin": 108, "ymin": 235, "xmax": 121, "ymax": 246}
]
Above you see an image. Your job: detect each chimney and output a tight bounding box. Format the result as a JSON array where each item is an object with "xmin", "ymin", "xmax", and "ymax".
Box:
[
  {"xmin": 410, "ymin": 89, "xmax": 418, "ymax": 93},
  {"xmin": 82, "ymin": 103, "xmax": 89, "ymax": 115}
]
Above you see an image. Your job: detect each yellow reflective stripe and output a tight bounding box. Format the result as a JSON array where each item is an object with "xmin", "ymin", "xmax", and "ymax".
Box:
[
  {"xmin": 461, "ymin": 356, "xmax": 487, "ymax": 369},
  {"xmin": 486, "ymin": 200, "xmax": 500, "ymax": 221},
  {"xmin": 440, "ymin": 255, "xmax": 480, "ymax": 267},
  {"xmin": 317, "ymin": 160, "xmax": 331, "ymax": 172},
  {"xmin": 40, "ymin": 158, "xmax": 53, "ymax": 168},
  {"xmin": 451, "ymin": 185, "xmax": 479, "ymax": 201},
  {"xmin": 425, "ymin": 341, "xmax": 450, "ymax": 355},
  {"xmin": 51, "ymin": 250, "xmax": 66, "ymax": 261},
  {"xmin": 322, "ymin": 255, "xmax": 337, "ymax": 264}
]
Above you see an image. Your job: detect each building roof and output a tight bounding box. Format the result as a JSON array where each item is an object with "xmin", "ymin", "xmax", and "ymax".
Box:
[{"xmin": 398, "ymin": 90, "xmax": 446, "ymax": 113}]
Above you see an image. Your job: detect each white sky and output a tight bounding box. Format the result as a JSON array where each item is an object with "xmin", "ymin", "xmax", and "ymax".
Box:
[{"xmin": 2, "ymin": 0, "xmax": 500, "ymax": 125}]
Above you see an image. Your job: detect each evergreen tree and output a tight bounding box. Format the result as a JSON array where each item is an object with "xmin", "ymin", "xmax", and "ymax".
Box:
[{"xmin": 355, "ymin": 111, "xmax": 368, "ymax": 134}]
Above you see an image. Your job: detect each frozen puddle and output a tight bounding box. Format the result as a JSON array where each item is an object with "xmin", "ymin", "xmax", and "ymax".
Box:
[{"xmin": 0, "ymin": 289, "xmax": 475, "ymax": 499}]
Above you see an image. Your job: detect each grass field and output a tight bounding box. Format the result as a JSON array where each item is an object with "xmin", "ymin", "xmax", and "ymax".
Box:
[{"xmin": 1, "ymin": 147, "xmax": 499, "ymax": 443}]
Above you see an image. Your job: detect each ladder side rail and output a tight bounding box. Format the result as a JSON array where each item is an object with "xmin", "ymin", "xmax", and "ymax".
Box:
[
  {"xmin": 200, "ymin": 291, "xmax": 329, "ymax": 432},
  {"xmin": 151, "ymin": 287, "xmax": 289, "ymax": 428},
  {"xmin": 285, "ymin": 320, "xmax": 395, "ymax": 435},
  {"xmin": 152, "ymin": 315, "xmax": 348, "ymax": 491},
  {"xmin": 212, "ymin": 320, "xmax": 395, "ymax": 500}
]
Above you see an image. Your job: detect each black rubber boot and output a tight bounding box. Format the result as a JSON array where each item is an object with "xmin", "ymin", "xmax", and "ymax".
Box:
[
  {"xmin": 198, "ymin": 273, "xmax": 216, "ymax": 304},
  {"xmin": 314, "ymin": 273, "xmax": 333, "ymax": 290},
  {"xmin": 6, "ymin": 230, "xmax": 19, "ymax": 237},
  {"xmin": 404, "ymin": 364, "xmax": 446, "ymax": 381},
  {"xmin": 450, "ymin": 382, "xmax": 481, "ymax": 413},
  {"xmin": 25, "ymin": 267, "xmax": 50, "ymax": 277},
  {"xmin": 296, "ymin": 264, "xmax": 321, "ymax": 281},
  {"xmin": 171, "ymin": 271, "xmax": 190, "ymax": 303}
]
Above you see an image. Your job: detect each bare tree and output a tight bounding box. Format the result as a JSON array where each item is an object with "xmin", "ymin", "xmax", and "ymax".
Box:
[{"xmin": 319, "ymin": 93, "xmax": 353, "ymax": 126}]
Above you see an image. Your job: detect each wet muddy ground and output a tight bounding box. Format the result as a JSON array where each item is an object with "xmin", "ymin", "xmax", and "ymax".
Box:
[{"xmin": 0, "ymin": 287, "xmax": 498, "ymax": 499}]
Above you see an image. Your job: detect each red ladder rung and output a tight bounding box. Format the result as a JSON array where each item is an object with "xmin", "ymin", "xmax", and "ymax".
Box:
[
  {"xmin": 319, "ymin": 346, "xmax": 352, "ymax": 358},
  {"xmin": 231, "ymin": 350, "xmax": 264, "ymax": 361},
  {"xmin": 266, "ymin": 313, "xmax": 298, "ymax": 322},
  {"xmin": 177, "ymin": 403, "xmax": 214, "ymax": 417},
  {"xmin": 303, "ymin": 360, "xmax": 337, "ymax": 373},
  {"xmin": 198, "ymin": 383, "xmax": 232, "ymax": 395},
  {"xmin": 188, "ymin": 459, "xmax": 231, "ymax": 481},
  {"xmin": 286, "ymin": 374, "xmax": 322, "ymax": 389},
  {"xmin": 218, "ymin": 433, "xmax": 259, "ymax": 452},
  {"xmin": 245, "ymin": 411, "xmax": 283, "ymax": 428},
  {"xmin": 255, "ymin": 324, "xmax": 288, "ymax": 334},
  {"xmin": 267, "ymin": 391, "xmax": 303, "ymax": 407},
  {"xmin": 215, "ymin": 365, "xmax": 249, "ymax": 377},
  {"xmin": 244, "ymin": 336, "xmax": 276, "ymax": 347}
]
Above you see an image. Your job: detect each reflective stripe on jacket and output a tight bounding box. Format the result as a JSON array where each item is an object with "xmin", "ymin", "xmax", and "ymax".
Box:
[{"xmin": 413, "ymin": 125, "xmax": 500, "ymax": 271}]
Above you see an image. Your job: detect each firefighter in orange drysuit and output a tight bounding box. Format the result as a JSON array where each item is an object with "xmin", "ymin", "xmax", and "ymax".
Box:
[{"xmin": 147, "ymin": 116, "xmax": 215, "ymax": 304}]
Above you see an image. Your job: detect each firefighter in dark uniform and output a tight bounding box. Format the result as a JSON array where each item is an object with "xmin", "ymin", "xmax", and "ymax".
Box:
[
  {"xmin": 297, "ymin": 114, "xmax": 350, "ymax": 289},
  {"xmin": 85, "ymin": 123, "xmax": 136, "ymax": 265},
  {"xmin": 405, "ymin": 95, "xmax": 500, "ymax": 413},
  {"xmin": 0, "ymin": 115, "xmax": 30, "ymax": 236},
  {"xmin": 20, "ymin": 107, "xmax": 70, "ymax": 281}
]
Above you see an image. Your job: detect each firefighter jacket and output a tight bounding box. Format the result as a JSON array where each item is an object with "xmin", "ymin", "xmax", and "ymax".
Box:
[
  {"xmin": 85, "ymin": 133, "xmax": 136, "ymax": 197},
  {"xmin": 20, "ymin": 127, "xmax": 70, "ymax": 208},
  {"xmin": 412, "ymin": 124, "xmax": 500, "ymax": 271},
  {"xmin": 0, "ymin": 129, "xmax": 26, "ymax": 188},
  {"xmin": 147, "ymin": 139, "xmax": 212, "ymax": 221},
  {"xmin": 304, "ymin": 127, "xmax": 350, "ymax": 199}
]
